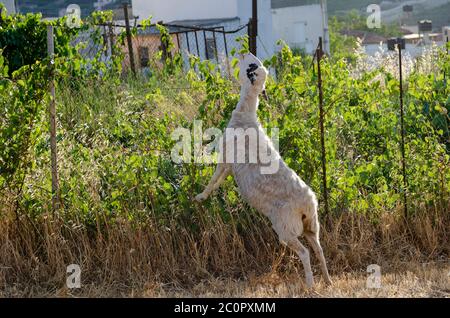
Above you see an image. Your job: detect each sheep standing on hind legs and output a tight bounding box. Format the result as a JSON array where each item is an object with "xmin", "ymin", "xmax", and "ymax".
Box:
[{"xmin": 195, "ymin": 53, "xmax": 332, "ymax": 288}]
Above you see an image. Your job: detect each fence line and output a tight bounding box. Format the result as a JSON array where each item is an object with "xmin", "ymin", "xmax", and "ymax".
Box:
[
  {"xmin": 123, "ymin": 3, "xmax": 136, "ymax": 75},
  {"xmin": 46, "ymin": 25, "xmax": 60, "ymax": 214},
  {"xmin": 88, "ymin": 4, "xmax": 253, "ymax": 76},
  {"xmin": 315, "ymin": 37, "xmax": 329, "ymax": 216},
  {"xmin": 94, "ymin": 22, "xmax": 249, "ymax": 34},
  {"xmin": 45, "ymin": 16, "xmax": 447, "ymax": 217},
  {"xmin": 398, "ymin": 40, "xmax": 408, "ymax": 218},
  {"xmin": 69, "ymin": 22, "xmax": 249, "ymax": 75}
]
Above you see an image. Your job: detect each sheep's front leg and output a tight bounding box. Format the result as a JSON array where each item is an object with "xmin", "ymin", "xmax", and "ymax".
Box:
[{"xmin": 195, "ymin": 164, "xmax": 231, "ymax": 202}]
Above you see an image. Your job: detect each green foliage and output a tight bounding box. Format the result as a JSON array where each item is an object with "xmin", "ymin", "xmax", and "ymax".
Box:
[
  {"xmin": 329, "ymin": 17, "xmax": 359, "ymax": 61},
  {"xmin": 332, "ymin": 10, "xmax": 402, "ymax": 38},
  {"xmin": 0, "ymin": 10, "xmax": 124, "ymax": 194},
  {"xmin": 0, "ymin": 51, "xmax": 49, "ymax": 188},
  {"xmin": 328, "ymin": 10, "xmax": 402, "ymax": 60},
  {"xmin": 0, "ymin": 9, "xmax": 123, "ymax": 77},
  {"xmin": 155, "ymin": 23, "xmax": 184, "ymax": 76},
  {"xmin": 0, "ymin": 12, "xmax": 76, "ymax": 75},
  {"xmin": 1, "ymin": 10, "xmax": 449, "ymax": 229}
]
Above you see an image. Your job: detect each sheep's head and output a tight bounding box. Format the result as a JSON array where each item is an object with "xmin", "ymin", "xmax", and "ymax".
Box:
[{"xmin": 238, "ymin": 53, "xmax": 268, "ymax": 94}]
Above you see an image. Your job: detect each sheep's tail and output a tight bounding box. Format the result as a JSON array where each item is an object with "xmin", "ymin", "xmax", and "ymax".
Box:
[{"xmin": 304, "ymin": 189, "xmax": 320, "ymax": 235}]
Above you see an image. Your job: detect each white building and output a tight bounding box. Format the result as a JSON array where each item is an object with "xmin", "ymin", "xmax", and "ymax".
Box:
[
  {"xmin": 271, "ymin": 0, "xmax": 325, "ymax": 54},
  {"xmin": 0, "ymin": 0, "xmax": 16, "ymax": 14},
  {"xmin": 131, "ymin": 0, "xmax": 275, "ymax": 60}
]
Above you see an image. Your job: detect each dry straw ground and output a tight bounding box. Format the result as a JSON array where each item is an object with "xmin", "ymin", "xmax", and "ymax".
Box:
[{"xmin": 1, "ymin": 207, "xmax": 448, "ymax": 297}]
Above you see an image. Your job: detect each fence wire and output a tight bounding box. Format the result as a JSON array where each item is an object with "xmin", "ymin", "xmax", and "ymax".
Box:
[{"xmin": 78, "ymin": 21, "xmax": 250, "ymax": 77}]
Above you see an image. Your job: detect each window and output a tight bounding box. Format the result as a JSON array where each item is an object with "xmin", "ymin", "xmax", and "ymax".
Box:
[{"xmin": 138, "ymin": 46, "xmax": 149, "ymax": 68}]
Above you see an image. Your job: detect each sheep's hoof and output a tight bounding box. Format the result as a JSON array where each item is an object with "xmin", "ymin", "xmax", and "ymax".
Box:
[
  {"xmin": 195, "ymin": 193, "xmax": 207, "ymax": 202},
  {"xmin": 305, "ymin": 276, "xmax": 315, "ymax": 289}
]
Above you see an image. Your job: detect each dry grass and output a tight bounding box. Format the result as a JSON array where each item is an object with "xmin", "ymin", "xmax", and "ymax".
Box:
[
  {"xmin": 8, "ymin": 262, "xmax": 447, "ymax": 298},
  {"xmin": 0, "ymin": 206, "xmax": 448, "ymax": 298},
  {"xmin": 144, "ymin": 263, "xmax": 449, "ymax": 298}
]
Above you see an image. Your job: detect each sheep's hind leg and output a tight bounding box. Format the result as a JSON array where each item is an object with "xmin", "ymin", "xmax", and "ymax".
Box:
[
  {"xmin": 285, "ymin": 237, "xmax": 314, "ymax": 288},
  {"xmin": 271, "ymin": 213, "xmax": 314, "ymax": 288},
  {"xmin": 304, "ymin": 231, "xmax": 332, "ymax": 285}
]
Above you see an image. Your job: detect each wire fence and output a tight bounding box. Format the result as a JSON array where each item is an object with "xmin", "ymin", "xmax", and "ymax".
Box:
[
  {"xmin": 72, "ymin": 26, "xmax": 113, "ymax": 61},
  {"xmin": 5, "ymin": 12, "xmax": 445, "ymax": 215},
  {"xmin": 127, "ymin": 22, "xmax": 249, "ymax": 76},
  {"xmin": 77, "ymin": 19, "xmax": 251, "ymax": 77}
]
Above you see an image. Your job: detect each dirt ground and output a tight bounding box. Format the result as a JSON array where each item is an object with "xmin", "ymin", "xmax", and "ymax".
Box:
[
  {"xmin": 146, "ymin": 262, "xmax": 450, "ymax": 298},
  {"xmin": 26, "ymin": 261, "xmax": 446, "ymax": 298}
]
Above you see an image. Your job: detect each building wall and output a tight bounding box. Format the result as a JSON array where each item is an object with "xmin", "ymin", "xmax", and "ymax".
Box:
[
  {"xmin": 237, "ymin": 0, "xmax": 274, "ymax": 60},
  {"xmin": 132, "ymin": 0, "xmax": 238, "ymax": 23},
  {"xmin": 0, "ymin": 0, "xmax": 16, "ymax": 14},
  {"xmin": 132, "ymin": 0, "xmax": 274, "ymax": 60},
  {"xmin": 271, "ymin": 4, "xmax": 323, "ymax": 54}
]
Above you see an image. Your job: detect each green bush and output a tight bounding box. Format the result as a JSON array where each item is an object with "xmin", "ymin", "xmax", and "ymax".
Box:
[{"xmin": 1, "ymin": 11, "xmax": 449, "ymax": 228}]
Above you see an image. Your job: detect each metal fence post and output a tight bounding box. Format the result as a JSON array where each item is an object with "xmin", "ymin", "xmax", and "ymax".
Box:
[
  {"xmin": 185, "ymin": 32, "xmax": 191, "ymax": 54},
  {"xmin": 47, "ymin": 25, "xmax": 60, "ymax": 214},
  {"xmin": 249, "ymin": 0, "xmax": 258, "ymax": 55},
  {"xmin": 158, "ymin": 21, "xmax": 172, "ymax": 63},
  {"xmin": 212, "ymin": 30, "xmax": 219, "ymax": 62},
  {"xmin": 248, "ymin": 18, "xmax": 257, "ymax": 55},
  {"xmin": 221, "ymin": 26, "xmax": 231, "ymax": 78},
  {"xmin": 398, "ymin": 41, "xmax": 408, "ymax": 218},
  {"xmin": 193, "ymin": 31, "xmax": 200, "ymax": 57},
  {"xmin": 108, "ymin": 22, "xmax": 115, "ymax": 57},
  {"xmin": 203, "ymin": 30, "xmax": 209, "ymax": 60},
  {"xmin": 445, "ymin": 33, "xmax": 449, "ymax": 80},
  {"xmin": 317, "ymin": 37, "xmax": 329, "ymax": 215},
  {"xmin": 175, "ymin": 33, "xmax": 180, "ymax": 50},
  {"xmin": 123, "ymin": 3, "xmax": 136, "ymax": 75}
]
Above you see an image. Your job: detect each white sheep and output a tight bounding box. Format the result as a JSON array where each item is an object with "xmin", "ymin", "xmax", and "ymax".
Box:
[{"xmin": 195, "ymin": 53, "xmax": 331, "ymax": 288}]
